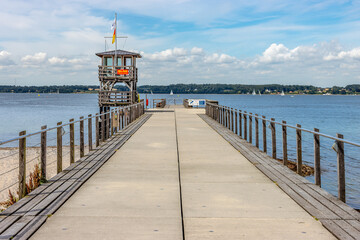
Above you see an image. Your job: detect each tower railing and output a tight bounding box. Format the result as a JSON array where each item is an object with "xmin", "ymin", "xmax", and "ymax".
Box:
[
  {"xmin": 98, "ymin": 91, "xmax": 134, "ymax": 106},
  {"xmin": 98, "ymin": 66, "xmax": 137, "ymax": 80}
]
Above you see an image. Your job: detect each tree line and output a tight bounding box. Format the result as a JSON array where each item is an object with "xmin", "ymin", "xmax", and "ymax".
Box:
[{"xmin": 0, "ymin": 84, "xmax": 359, "ymax": 94}]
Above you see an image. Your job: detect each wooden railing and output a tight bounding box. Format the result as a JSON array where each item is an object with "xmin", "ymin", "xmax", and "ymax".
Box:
[
  {"xmin": 0, "ymin": 102, "xmax": 145, "ymax": 201},
  {"xmin": 98, "ymin": 66, "xmax": 137, "ymax": 80},
  {"xmin": 153, "ymin": 99, "xmax": 166, "ymax": 108},
  {"xmin": 98, "ymin": 91, "xmax": 134, "ymax": 106},
  {"xmin": 206, "ymin": 101, "xmax": 360, "ymax": 204}
]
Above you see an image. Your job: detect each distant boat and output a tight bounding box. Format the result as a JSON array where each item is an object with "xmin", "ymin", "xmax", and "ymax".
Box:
[
  {"xmin": 170, "ymin": 90, "xmax": 173, "ymax": 95},
  {"xmin": 258, "ymin": 90, "xmax": 261, "ymax": 96},
  {"xmin": 252, "ymin": 89, "xmax": 256, "ymax": 95},
  {"xmin": 281, "ymin": 90, "xmax": 285, "ymax": 96},
  {"xmin": 57, "ymin": 89, "xmax": 60, "ymax": 94},
  {"xmin": 151, "ymin": 90, "xmax": 153, "ymax": 95}
]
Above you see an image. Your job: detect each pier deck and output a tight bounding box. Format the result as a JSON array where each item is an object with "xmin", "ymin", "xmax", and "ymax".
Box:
[{"xmin": 25, "ymin": 107, "xmax": 336, "ymax": 239}]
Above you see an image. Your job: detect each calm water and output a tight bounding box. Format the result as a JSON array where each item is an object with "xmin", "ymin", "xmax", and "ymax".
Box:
[{"xmin": 0, "ymin": 93, "xmax": 359, "ymax": 208}]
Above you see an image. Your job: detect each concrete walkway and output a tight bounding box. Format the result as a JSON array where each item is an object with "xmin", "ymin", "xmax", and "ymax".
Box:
[{"xmin": 31, "ymin": 107, "xmax": 335, "ymax": 239}]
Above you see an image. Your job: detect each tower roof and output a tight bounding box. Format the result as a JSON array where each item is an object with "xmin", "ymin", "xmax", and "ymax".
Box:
[{"xmin": 95, "ymin": 49, "xmax": 142, "ymax": 58}]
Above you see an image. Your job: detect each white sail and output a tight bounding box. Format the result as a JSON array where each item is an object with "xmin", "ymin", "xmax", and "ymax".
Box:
[
  {"xmin": 258, "ymin": 90, "xmax": 261, "ymax": 96},
  {"xmin": 252, "ymin": 89, "xmax": 256, "ymax": 95},
  {"xmin": 151, "ymin": 90, "xmax": 153, "ymax": 95},
  {"xmin": 281, "ymin": 90, "xmax": 285, "ymax": 96},
  {"xmin": 170, "ymin": 90, "xmax": 173, "ymax": 95}
]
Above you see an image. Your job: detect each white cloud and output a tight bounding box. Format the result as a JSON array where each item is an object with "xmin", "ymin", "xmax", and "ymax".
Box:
[
  {"xmin": 324, "ymin": 48, "xmax": 360, "ymax": 61},
  {"xmin": 0, "ymin": 50, "xmax": 15, "ymax": 67},
  {"xmin": 191, "ymin": 47, "xmax": 204, "ymax": 55},
  {"xmin": 204, "ymin": 53, "xmax": 237, "ymax": 63},
  {"xmin": 48, "ymin": 57, "xmax": 67, "ymax": 65},
  {"xmin": 21, "ymin": 52, "xmax": 47, "ymax": 65}
]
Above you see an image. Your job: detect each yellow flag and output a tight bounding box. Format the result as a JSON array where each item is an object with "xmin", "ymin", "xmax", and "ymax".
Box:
[
  {"xmin": 111, "ymin": 19, "xmax": 116, "ymax": 44},
  {"xmin": 112, "ymin": 29, "xmax": 116, "ymax": 44}
]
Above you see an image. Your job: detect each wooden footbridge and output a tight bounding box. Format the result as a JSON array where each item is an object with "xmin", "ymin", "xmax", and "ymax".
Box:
[{"xmin": 0, "ymin": 102, "xmax": 360, "ymax": 239}]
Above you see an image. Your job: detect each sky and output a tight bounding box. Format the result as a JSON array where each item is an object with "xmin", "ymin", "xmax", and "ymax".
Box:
[{"xmin": 1, "ymin": 0, "xmax": 360, "ymax": 87}]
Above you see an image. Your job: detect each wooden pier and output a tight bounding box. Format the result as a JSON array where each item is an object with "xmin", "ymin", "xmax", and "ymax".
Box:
[{"xmin": 1, "ymin": 105, "xmax": 359, "ymax": 239}]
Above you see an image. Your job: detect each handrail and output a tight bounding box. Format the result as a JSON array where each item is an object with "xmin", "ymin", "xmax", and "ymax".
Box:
[
  {"xmin": 0, "ymin": 102, "xmax": 144, "ymax": 146},
  {"xmin": 206, "ymin": 102, "xmax": 360, "ymax": 147}
]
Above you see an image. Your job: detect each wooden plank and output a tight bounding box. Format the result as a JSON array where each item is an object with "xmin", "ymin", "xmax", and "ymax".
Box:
[
  {"xmin": 0, "ymin": 216, "xmax": 35, "ymax": 239},
  {"xmin": 347, "ymin": 220, "xmax": 360, "ymax": 231},
  {"xmin": 12, "ymin": 215, "xmax": 47, "ymax": 240},
  {"xmin": 333, "ymin": 220, "xmax": 360, "ymax": 239},
  {"xmin": 0, "ymin": 216, "xmax": 21, "ymax": 234},
  {"xmin": 321, "ymin": 220, "xmax": 354, "ymax": 240}
]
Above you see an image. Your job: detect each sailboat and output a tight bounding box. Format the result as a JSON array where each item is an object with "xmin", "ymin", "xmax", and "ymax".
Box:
[
  {"xmin": 151, "ymin": 90, "xmax": 153, "ymax": 95},
  {"xmin": 281, "ymin": 90, "xmax": 285, "ymax": 96},
  {"xmin": 258, "ymin": 90, "xmax": 261, "ymax": 96},
  {"xmin": 170, "ymin": 90, "xmax": 173, "ymax": 95},
  {"xmin": 252, "ymin": 89, "xmax": 256, "ymax": 95}
]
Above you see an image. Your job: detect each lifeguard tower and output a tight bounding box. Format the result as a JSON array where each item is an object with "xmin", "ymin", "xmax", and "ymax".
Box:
[{"xmin": 95, "ymin": 49, "xmax": 142, "ymax": 113}]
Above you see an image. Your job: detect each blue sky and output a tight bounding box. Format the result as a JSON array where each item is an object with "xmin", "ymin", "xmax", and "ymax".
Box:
[{"xmin": 1, "ymin": 0, "xmax": 360, "ymax": 87}]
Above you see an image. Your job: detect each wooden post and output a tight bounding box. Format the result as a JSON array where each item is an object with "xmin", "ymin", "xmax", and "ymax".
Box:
[
  {"xmin": 95, "ymin": 113, "xmax": 99, "ymax": 147},
  {"xmin": 239, "ymin": 111, "xmax": 242, "ymax": 138},
  {"xmin": 262, "ymin": 116, "xmax": 267, "ymax": 153},
  {"xmin": 296, "ymin": 124, "xmax": 302, "ymax": 175},
  {"xmin": 282, "ymin": 120, "xmax": 287, "ymax": 166},
  {"xmin": 271, "ymin": 118, "xmax": 276, "ymax": 159},
  {"xmin": 80, "ymin": 116, "xmax": 84, "ymax": 158},
  {"xmin": 222, "ymin": 107, "xmax": 225, "ymax": 126},
  {"xmin": 69, "ymin": 119, "xmax": 75, "ymax": 164},
  {"xmin": 249, "ymin": 113, "xmax": 253, "ymax": 144},
  {"xmin": 231, "ymin": 108, "xmax": 234, "ymax": 132},
  {"xmin": 336, "ymin": 133, "xmax": 345, "ymax": 202},
  {"xmin": 314, "ymin": 128, "xmax": 321, "ymax": 186},
  {"xmin": 255, "ymin": 114, "xmax": 259, "ymax": 148},
  {"xmin": 119, "ymin": 108, "xmax": 122, "ymax": 130},
  {"xmin": 101, "ymin": 112, "xmax": 105, "ymax": 141},
  {"xmin": 234, "ymin": 110, "xmax": 238, "ymax": 135},
  {"xmin": 107, "ymin": 111, "xmax": 111, "ymax": 138},
  {"xmin": 227, "ymin": 108, "xmax": 230, "ymax": 129},
  {"xmin": 111, "ymin": 111, "xmax": 114, "ymax": 135},
  {"xmin": 40, "ymin": 126, "xmax": 47, "ymax": 181},
  {"xmin": 57, "ymin": 122, "xmax": 62, "ymax": 174},
  {"xmin": 19, "ymin": 131, "xmax": 26, "ymax": 199},
  {"xmin": 244, "ymin": 112, "xmax": 247, "ymax": 141},
  {"xmin": 88, "ymin": 114, "xmax": 93, "ymax": 151}
]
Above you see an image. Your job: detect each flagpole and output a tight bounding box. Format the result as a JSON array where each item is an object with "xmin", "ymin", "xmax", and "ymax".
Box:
[{"xmin": 115, "ymin": 12, "xmax": 117, "ymax": 67}]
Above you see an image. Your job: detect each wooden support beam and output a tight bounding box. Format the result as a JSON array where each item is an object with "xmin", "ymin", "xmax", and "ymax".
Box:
[
  {"xmin": 57, "ymin": 122, "xmax": 62, "ymax": 174},
  {"xmin": 296, "ymin": 124, "xmax": 302, "ymax": 175},
  {"xmin": 282, "ymin": 120, "xmax": 287, "ymax": 166},
  {"xmin": 40, "ymin": 125, "xmax": 47, "ymax": 181},
  {"xmin": 19, "ymin": 130, "xmax": 26, "ymax": 199},
  {"xmin": 314, "ymin": 128, "xmax": 320, "ymax": 186},
  {"xmin": 69, "ymin": 119, "xmax": 75, "ymax": 164},
  {"xmin": 337, "ymin": 133, "xmax": 345, "ymax": 202}
]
